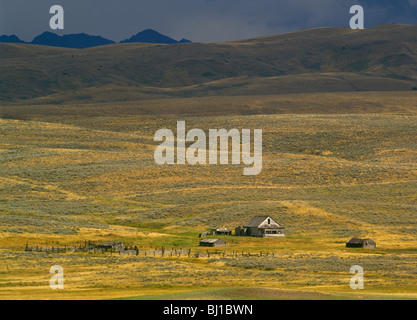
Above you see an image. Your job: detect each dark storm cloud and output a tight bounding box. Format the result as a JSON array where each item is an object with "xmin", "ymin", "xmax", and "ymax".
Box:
[{"xmin": 0, "ymin": 0, "xmax": 416, "ymax": 42}]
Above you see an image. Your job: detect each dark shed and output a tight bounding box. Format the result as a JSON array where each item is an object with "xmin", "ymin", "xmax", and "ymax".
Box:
[
  {"xmin": 346, "ymin": 238, "xmax": 376, "ymax": 249},
  {"xmin": 199, "ymin": 239, "xmax": 226, "ymax": 247}
]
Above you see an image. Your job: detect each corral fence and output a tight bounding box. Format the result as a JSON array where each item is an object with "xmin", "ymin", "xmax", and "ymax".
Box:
[{"xmin": 24, "ymin": 241, "xmax": 276, "ymax": 259}]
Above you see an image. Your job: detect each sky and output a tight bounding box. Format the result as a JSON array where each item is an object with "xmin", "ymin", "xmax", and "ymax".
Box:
[{"xmin": 1, "ymin": 0, "xmax": 417, "ymax": 43}]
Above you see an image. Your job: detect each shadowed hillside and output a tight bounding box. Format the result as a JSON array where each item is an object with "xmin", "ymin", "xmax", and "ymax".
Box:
[{"xmin": 1, "ymin": 24, "xmax": 417, "ymax": 105}]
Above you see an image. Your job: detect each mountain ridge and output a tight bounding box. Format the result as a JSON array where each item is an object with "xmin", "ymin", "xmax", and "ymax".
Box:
[
  {"xmin": 31, "ymin": 32, "xmax": 115, "ymax": 49},
  {"xmin": 0, "ymin": 29, "xmax": 191, "ymax": 48},
  {"xmin": 0, "ymin": 34, "xmax": 25, "ymax": 43}
]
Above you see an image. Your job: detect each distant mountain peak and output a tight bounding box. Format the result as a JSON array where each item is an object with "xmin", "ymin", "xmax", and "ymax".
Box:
[
  {"xmin": 31, "ymin": 32, "xmax": 115, "ymax": 49},
  {"xmin": 0, "ymin": 34, "xmax": 25, "ymax": 44},
  {"xmin": 32, "ymin": 31, "xmax": 61, "ymax": 44},
  {"xmin": 120, "ymin": 29, "xmax": 191, "ymax": 44}
]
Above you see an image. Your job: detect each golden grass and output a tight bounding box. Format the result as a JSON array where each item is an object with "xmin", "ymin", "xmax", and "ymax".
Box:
[{"xmin": 0, "ymin": 111, "xmax": 416, "ymax": 299}]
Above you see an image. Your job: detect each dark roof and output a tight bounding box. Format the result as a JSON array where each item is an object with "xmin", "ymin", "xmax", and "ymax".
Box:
[
  {"xmin": 347, "ymin": 238, "xmax": 363, "ymax": 244},
  {"xmin": 243, "ymin": 216, "xmax": 269, "ymax": 228}
]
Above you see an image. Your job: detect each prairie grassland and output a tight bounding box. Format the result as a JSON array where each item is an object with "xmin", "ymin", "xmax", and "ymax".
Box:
[
  {"xmin": 2, "ymin": 91, "xmax": 417, "ymax": 119},
  {"xmin": 0, "ymin": 111, "xmax": 416, "ymax": 299}
]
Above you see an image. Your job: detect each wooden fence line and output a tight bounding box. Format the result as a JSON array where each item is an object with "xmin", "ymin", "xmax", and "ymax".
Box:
[{"xmin": 24, "ymin": 242, "xmax": 275, "ymax": 259}]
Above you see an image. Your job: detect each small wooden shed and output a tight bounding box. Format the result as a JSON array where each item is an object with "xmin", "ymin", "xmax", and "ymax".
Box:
[
  {"xmin": 199, "ymin": 239, "xmax": 226, "ymax": 247},
  {"xmin": 209, "ymin": 228, "xmax": 232, "ymax": 236},
  {"xmin": 346, "ymin": 238, "xmax": 376, "ymax": 249}
]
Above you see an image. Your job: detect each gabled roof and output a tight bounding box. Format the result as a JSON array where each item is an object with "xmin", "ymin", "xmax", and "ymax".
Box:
[
  {"xmin": 243, "ymin": 216, "xmax": 283, "ymax": 229},
  {"xmin": 244, "ymin": 216, "xmax": 270, "ymax": 228}
]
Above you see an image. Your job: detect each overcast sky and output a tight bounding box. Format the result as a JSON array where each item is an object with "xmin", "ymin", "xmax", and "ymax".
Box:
[{"xmin": 1, "ymin": 0, "xmax": 417, "ymax": 42}]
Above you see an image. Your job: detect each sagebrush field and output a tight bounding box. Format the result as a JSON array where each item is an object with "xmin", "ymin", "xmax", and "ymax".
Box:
[
  {"xmin": 1, "ymin": 24, "xmax": 417, "ymax": 299},
  {"xmin": 0, "ymin": 104, "xmax": 416, "ymax": 299}
]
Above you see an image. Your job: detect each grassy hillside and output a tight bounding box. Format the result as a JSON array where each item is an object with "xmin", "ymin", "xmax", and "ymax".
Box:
[
  {"xmin": 1, "ymin": 24, "xmax": 417, "ymax": 300},
  {"xmin": 0, "ymin": 113, "xmax": 416, "ymax": 299},
  {"xmin": 1, "ymin": 24, "xmax": 417, "ymax": 104},
  {"xmin": 1, "ymin": 91, "xmax": 417, "ymax": 120}
]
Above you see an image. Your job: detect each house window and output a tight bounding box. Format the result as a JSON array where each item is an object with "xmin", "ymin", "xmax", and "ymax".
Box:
[
  {"xmin": 265, "ymin": 230, "xmax": 277, "ymax": 234},
  {"xmin": 268, "ymin": 219, "xmax": 271, "ymax": 224}
]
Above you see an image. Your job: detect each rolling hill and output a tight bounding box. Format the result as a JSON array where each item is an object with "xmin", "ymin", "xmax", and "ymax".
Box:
[{"xmin": 1, "ymin": 24, "xmax": 417, "ymax": 108}]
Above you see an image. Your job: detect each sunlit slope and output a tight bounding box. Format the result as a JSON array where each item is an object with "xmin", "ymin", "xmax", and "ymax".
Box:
[
  {"xmin": 0, "ymin": 114, "xmax": 416, "ymax": 299},
  {"xmin": 1, "ymin": 114, "xmax": 416, "ymax": 240}
]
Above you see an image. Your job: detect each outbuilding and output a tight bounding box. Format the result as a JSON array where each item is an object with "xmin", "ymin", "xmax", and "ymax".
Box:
[
  {"xmin": 209, "ymin": 228, "xmax": 232, "ymax": 236},
  {"xmin": 199, "ymin": 239, "xmax": 226, "ymax": 247},
  {"xmin": 346, "ymin": 238, "xmax": 376, "ymax": 249}
]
